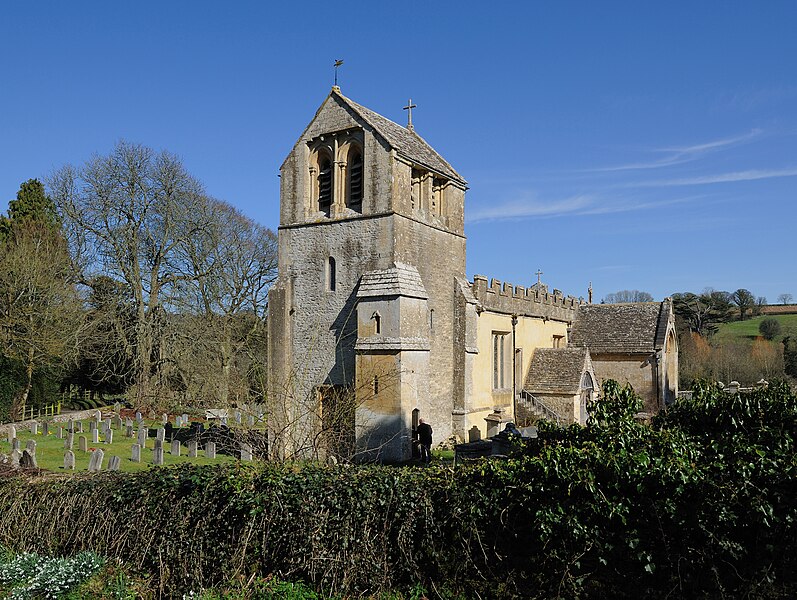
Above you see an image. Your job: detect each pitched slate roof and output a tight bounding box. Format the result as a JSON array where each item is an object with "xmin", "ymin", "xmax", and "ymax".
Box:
[
  {"xmin": 357, "ymin": 263, "xmax": 428, "ymax": 299},
  {"xmin": 335, "ymin": 90, "xmax": 466, "ymax": 185},
  {"xmin": 569, "ymin": 302, "xmax": 668, "ymax": 354},
  {"xmin": 525, "ymin": 347, "xmax": 591, "ymax": 395}
]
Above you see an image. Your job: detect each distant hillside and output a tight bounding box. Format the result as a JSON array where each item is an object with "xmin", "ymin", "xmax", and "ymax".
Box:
[
  {"xmin": 715, "ymin": 314, "xmax": 797, "ymax": 343},
  {"xmin": 761, "ymin": 304, "xmax": 797, "ymax": 315}
]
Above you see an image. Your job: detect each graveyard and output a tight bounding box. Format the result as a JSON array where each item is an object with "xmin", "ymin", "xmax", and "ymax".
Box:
[{"xmin": 0, "ymin": 408, "xmax": 266, "ymax": 473}]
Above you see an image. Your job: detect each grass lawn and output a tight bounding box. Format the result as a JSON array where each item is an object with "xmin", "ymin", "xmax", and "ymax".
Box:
[
  {"xmin": 714, "ymin": 314, "xmax": 797, "ymax": 344},
  {"xmin": 2, "ymin": 418, "xmax": 237, "ymax": 473}
]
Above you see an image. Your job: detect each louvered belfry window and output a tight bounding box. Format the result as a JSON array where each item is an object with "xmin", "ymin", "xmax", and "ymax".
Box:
[
  {"xmin": 348, "ymin": 148, "xmax": 363, "ymax": 210},
  {"xmin": 318, "ymin": 156, "xmax": 333, "ymax": 212}
]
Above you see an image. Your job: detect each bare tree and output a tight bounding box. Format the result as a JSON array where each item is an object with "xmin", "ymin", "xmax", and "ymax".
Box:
[
  {"xmin": 778, "ymin": 293, "xmax": 793, "ymax": 305},
  {"xmin": 602, "ymin": 290, "xmax": 654, "ymax": 303},
  {"xmin": 50, "ymin": 141, "xmax": 214, "ymax": 408}
]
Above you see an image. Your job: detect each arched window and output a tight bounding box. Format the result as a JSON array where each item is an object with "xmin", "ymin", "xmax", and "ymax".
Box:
[
  {"xmin": 372, "ymin": 312, "xmax": 381, "ymax": 334},
  {"xmin": 347, "ymin": 147, "xmax": 363, "ymax": 211},
  {"xmin": 317, "ymin": 153, "xmax": 333, "ymax": 215},
  {"xmin": 327, "ymin": 256, "xmax": 336, "ymax": 291}
]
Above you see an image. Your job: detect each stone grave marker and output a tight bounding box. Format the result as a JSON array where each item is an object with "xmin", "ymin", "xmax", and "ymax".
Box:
[
  {"xmin": 113, "ymin": 416, "xmax": 122, "ymax": 429},
  {"xmin": 154, "ymin": 438, "xmax": 163, "ymax": 452},
  {"xmin": 240, "ymin": 443, "xmax": 253, "ymax": 461},
  {"xmin": 104, "ymin": 418, "xmax": 112, "ymax": 431},
  {"xmin": 125, "ymin": 418, "xmax": 133, "ymax": 428},
  {"xmin": 67, "ymin": 419, "xmax": 74, "ymax": 433},
  {"xmin": 247, "ymin": 414, "xmax": 255, "ymax": 427},
  {"xmin": 64, "ymin": 450, "xmax": 75, "ymax": 470},
  {"xmin": 25, "ymin": 439, "xmax": 36, "ymax": 455},
  {"xmin": 42, "ymin": 422, "xmax": 49, "ymax": 436},
  {"xmin": 89, "ymin": 421, "xmax": 97, "ymax": 433},
  {"xmin": 11, "ymin": 438, "xmax": 20, "ymax": 451},
  {"xmin": 135, "ymin": 412, "xmax": 143, "ymax": 423},
  {"xmin": 182, "ymin": 413, "xmax": 189, "ymax": 424},
  {"xmin": 137, "ymin": 428, "xmax": 147, "ymax": 448},
  {"xmin": 30, "ymin": 422, "xmax": 38, "ymax": 435},
  {"xmin": 10, "ymin": 449, "xmax": 21, "ymax": 468},
  {"xmin": 6, "ymin": 426, "xmax": 15, "ymax": 444},
  {"xmin": 188, "ymin": 440, "xmax": 198, "ymax": 458},
  {"xmin": 234, "ymin": 410, "xmax": 242, "ymax": 424},
  {"xmin": 153, "ymin": 446, "xmax": 164, "ymax": 466},
  {"xmin": 108, "ymin": 456, "xmax": 121, "ymax": 471},
  {"xmin": 57, "ymin": 427, "xmax": 64, "ymax": 439},
  {"xmin": 156, "ymin": 428, "xmax": 165, "ymax": 442},
  {"xmin": 91, "ymin": 429, "xmax": 100, "ymax": 444},
  {"xmin": 95, "ymin": 410, "xmax": 102, "ymax": 422},
  {"xmin": 125, "ymin": 425, "xmax": 133, "ymax": 438},
  {"xmin": 79, "ymin": 436, "xmax": 88, "ymax": 452},
  {"xmin": 20, "ymin": 449, "xmax": 37, "ymax": 469},
  {"xmin": 171, "ymin": 440, "xmax": 181, "ymax": 456},
  {"xmin": 162, "ymin": 413, "xmax": 168, "ymax": 425},
  {"xmin": 131, "ymin": 444, "xmax": 141, "ymax": 463},
  {"xmin": 105, "ymin": 429, "xmax": 113, "ymax": 444},
  {"xmin": 65, "ymin": 433, "xmax": 74, "ymax": 450},
  {"xmin": 205, "ymin": 442, "xmax": 216, "ymax": 459},
  {"xmin": 113, "ymin": 402, "xmax": 121, "ymax": 413},
  {"xmin": 88, "ymin": 448, "xmax": 104, "ymax": 472},
  {"xmin": 76, "ymin": 421, "xmax": 84, "ymax": 433}
]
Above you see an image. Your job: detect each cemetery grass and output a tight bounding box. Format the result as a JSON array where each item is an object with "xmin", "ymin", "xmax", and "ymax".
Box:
[
  {"xmin": 714, "ymin": 313, "xmax": 797, "ymax": 343},
  {"xmin": 1, "ymin": 420, "xmax": 236, "ymax": 472}
]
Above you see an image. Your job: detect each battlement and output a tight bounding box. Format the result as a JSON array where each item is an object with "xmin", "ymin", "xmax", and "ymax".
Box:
[{"xmin": 470, "ymin": 275, "xmax": 582, "ymax": 322}]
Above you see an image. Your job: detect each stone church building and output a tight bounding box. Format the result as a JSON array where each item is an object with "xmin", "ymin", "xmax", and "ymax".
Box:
[{"xmin": 267, "ymin": 87, "xmax": 677, "ymax": 462}]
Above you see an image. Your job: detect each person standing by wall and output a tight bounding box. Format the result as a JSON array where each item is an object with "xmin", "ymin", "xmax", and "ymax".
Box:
[{"xmin": 417, "ymin": 418, "xmax": 433, "ymax": 464}]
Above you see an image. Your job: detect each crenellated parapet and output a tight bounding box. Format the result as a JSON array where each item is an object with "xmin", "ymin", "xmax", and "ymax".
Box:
[{"xmin": 470, "ymin": 274, "xmax": 582, "ymax": 322}]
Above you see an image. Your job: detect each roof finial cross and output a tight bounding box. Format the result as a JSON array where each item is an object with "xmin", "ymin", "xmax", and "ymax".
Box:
[
  {"xmin": 535, "ymin": 269, "xmax": 544, "ymax": 285},
  {"xmin": 403, "ymin": 98, "xmax": 417, "ymax": 131}
]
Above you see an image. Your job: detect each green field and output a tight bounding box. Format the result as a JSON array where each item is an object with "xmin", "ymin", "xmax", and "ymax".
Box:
[
  {"xmin": 714, "ymin": 314, "xmax": 797, "ymax": 343},
  {"xmin": 1, "ymin": 418, "xmax": 237, "ymax": 472}
]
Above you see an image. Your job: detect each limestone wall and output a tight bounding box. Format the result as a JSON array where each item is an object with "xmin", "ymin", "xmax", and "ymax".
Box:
[
  {"xmin": 471, "ymin": 275, "xmax": 581, "ymax": 321},
  {"xmin": 590, "ymin": 354, "xmax": 659, "ymax": 414}
]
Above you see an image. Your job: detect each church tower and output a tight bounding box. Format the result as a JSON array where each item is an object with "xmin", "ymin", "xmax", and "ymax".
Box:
[{"xmin": 267, "ymin": 87, "xmax": 467, "ymax": 461}]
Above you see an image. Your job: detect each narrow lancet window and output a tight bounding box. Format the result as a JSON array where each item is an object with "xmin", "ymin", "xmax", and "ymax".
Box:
[
  {"xmin": 347, "ymin": 148, "xmax": 363, "ymax": 211},
  {"xmin": 318, "ymin": 155, "xmax": 333, "ymax": 215},
  {"xmin": 327, "ymin": 256, "xmax": 336, "ymax": 291}
]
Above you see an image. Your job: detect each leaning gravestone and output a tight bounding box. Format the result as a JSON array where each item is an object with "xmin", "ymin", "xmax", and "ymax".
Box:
[
  {"xmin": 137, "ymin": 428, "xmax": 147, "ymax": 448},
  {"xmin": 91, "ymin": 429, "xmax": 99, "ymax": 444},
  {"xmin": 7, "ymin": 425, "xmax": 15, "ymax": 444},
  {"xmin": 65, "ymin": 433, "xmax": 74, "ymax": 450},
  {"xmin": 79, "ymin": 436, "xmax": 88, "ymax": 453},
  {"xmin": 153, "ymin": 446, "xmax": 164, "ymax": 466},
  {"xmin": 105, "ymin": 429, "xmax": 113, "ymax": 444},
  {"xmin": 240, "ymin": 443, "xmax": 253, "ymax": 461},
  {"xmin": 205, "ymin": 441, "xmax": 216, "ymax": 459},
  {"xmin": 187, "ymin": 440, "xmax": 198, "ymax": 458},
  {"xmin": 25, "ymin": 439, "xmax": 36, "ymax": 455},
  {"xmin": 20, "ymin": 449, "xmax": 37, "ymax": 469},
  {"xmin": 88, "ymin": 449, "xmax": 104, "ymax": 472},
  {"xmin": 131, "ymin": 444, "xmax": 141, "ymax": 463},
  {"xmin": 10, "ymin": 449, "xmax": 21, "ymax": 468},
  {"xmin": 30, "ymin": 422, "xmax": 38, "ymax": 435},
  {"xmin": 108, "ymin": 456, "xmax": 121, "ymax": 471},
  {"xmin": 64, "ymin": 450, "xmax": 75, "ymax": 470},
  {"xmin": 171, "ymin": 440, "xmax": 180, "ymax": 456}
]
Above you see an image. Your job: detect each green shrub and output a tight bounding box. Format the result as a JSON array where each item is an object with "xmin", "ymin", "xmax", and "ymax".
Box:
[{"xmin": 760, "ymin": 317, "xmax": 782, "ymax": 340}]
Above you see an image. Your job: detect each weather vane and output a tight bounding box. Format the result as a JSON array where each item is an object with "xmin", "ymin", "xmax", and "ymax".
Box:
[
  {"xmin": 334, "ymin": 59, "xmax": 344, "ymax": 87},
  {"xmin": 403, "ymin": 98, "xmax": 416, "ymax": 131}
]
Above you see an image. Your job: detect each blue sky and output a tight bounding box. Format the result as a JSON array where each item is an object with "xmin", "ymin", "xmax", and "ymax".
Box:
[{"xmin": 1, "ymin": 2, "xmax": 795, "ymax": 302}]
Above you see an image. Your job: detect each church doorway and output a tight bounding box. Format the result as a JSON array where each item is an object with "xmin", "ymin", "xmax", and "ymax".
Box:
[{"xmin": 411, "ymin": 408, "xmax": 420, "ymax": 459}]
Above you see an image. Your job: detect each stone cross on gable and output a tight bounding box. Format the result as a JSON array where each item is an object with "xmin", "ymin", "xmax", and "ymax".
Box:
[
  {"xmin": 535, "ymin": 269, "xmax": 543, "ymax": 285},
  {"xmin": 403, "ymin": 99, "xmax": 417, "ymax": 131}
]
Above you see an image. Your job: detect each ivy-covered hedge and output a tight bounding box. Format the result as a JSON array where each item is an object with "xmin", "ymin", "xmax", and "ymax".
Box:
[{"xmin": 0, "ymin": 381, "xmax": 795, "ymax": 598}]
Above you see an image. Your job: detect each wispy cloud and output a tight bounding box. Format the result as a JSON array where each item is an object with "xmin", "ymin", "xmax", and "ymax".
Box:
[
  {"xmin": 466, "ymin": 193, "xmax": 701, "ymax": 224},
  {"xmin": 627, "ymin": 166, "xmax": 797, "ymax": 188},
  {"xmin": 586, "ymin": 129, "xmax": 762, "ymax": 172}
]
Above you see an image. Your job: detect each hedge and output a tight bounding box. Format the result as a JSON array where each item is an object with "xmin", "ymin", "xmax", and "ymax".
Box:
[{"xmin": 0, "ymin": 381, "xmax": 795, "ymax": 598}]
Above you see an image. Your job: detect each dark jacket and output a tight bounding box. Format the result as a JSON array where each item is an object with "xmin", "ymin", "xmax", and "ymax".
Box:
[{"xmin": 417, "ymin": 422, "xmax": 433, "ymax": 445}]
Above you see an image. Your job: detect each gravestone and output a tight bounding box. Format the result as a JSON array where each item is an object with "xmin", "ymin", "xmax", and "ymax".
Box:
[
  {"xmin": 7, "ymin": 426, "xmax": 15, "ymax": 444},
  {"xmin": 468, "ymin": 426, "xmax": 481, "ymax": 442},
  {"xmin": 67, "ymin": 419, "xmax": 74, "ymax": 433},
  {"xmin": 11, "ymin": 438, "xmax": 20, "ymax": 451},
  {"xmin": 156, "ymin": 428, "xmax": 165, "ymax": 442},
  {"xmin": 30, "ymin": 422, "xmax": 38, "ymax": 435},
  {"xmin": 79, "ymin": 436, "xmax": 88, "ymax": 452},
  {"xmin": 113, "ymin": 402, "xmax": 121, "ymax": 413},
  {"xmin": 64, "ymin": 450, "xmax": 75, "ymax": 470},
  {"xmin": 182, "ymin": 413, "xmax": 189, "ymax": 424},
  {"xmin": 135, "ymin": 412, "xmax": 143, "ymax": 423},
  {"xmin": 131, "ymin": 444, "xmax": 141, "ymax": 463},
  {"xmin": 162, "ymin": 413, "xmax": 168, "ymax": 425},
  {"xmin": 125, "ymin": 425, "xmax": 133, "ymax": 438},
  {"xmin": 104, "ymin": 418, "xmax": 112, "ymax": 431},
  {"xmin": 221, "ymin": 417, "xmax": 228, "ymax": 426},
  {"xmin": 91, "ymin": 429, "xmax": 99, "ymax": 444},
  {"xmin": 205, "ymin": 442, "xmax": 216, "ymax": 459},
  {"xmin": 105, "ymin": 429, "xmax": 113, "ymax": 444},
  {"xmin": 154, "ymin": 439, "xmax": 163, "ymax": 453},
  {"xmin": 89, "ymin": 421, "xmax": 97, "ymax": 433},
  {"xmin": 108, "ymin": 456, "xmax": 121, "ymax": 471},
  {"xmin": 95, "ymin": 410, "xmax": 102, "ymax": 422},
  {"xmin": 234, "ymin": 410, "xmax": 242, "ymax": 424},
  {"xmin": 137, "ymin": 428, "xmax": 147, "ymax": 448},
  {"xmin": 57, "ymin": 427, "xmax": 64, "ymax": 439},
  {"xmin": 171, "ymin": 440, "xmax": 181, "ymax": 456},
  {"xmin": 113, "ymin": 416, "xmax": 122, "ymax": 430},
  {"xmin": 187, "ymin": 440, "xmax": 198, "ymax": 458},
  {"xmin": 76, "ymin": 421, "xmax": 84, "ymax": 433},
  {"xmin": 153, "ymin": 446, "xmax": 164, "ymax": 466},
  {"xmin": 65, "ymin": 433, "xmax": 74, "ymax": 450},
  {"xmin": 25, "ymin": 439, "xmax": 36, "ymax": 455},
  {"xmin": 240, "ymin": 443, "xmax": 252, "ymax": 461},
  {"xmin": 88, "ymin": 448, "xmax": 104, "ymax": 472},
  {"xmin": 125, "ymin": 418, "xmax": 133, "ymax": 428},
  {"xmin": 247, "ymin": 414, "xmax": 255, "ymax": 427},
  {"xmin": 165, "ymin": 422, "xmax": 173, "ymax": 441},
  {"xmin": 10, "ymin": 449, "xmax": 21, "ymax": 468},
  {"xmin": 20, "ymin": 449, "xmax": 37, "ymax": 468},
  {"xmin": 174, "ymin": 416, "xmax": 182, "ymax": 427},
  {"xmin": 42, "ymin": 422, "xmax": 49, "ymax": 436}
]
